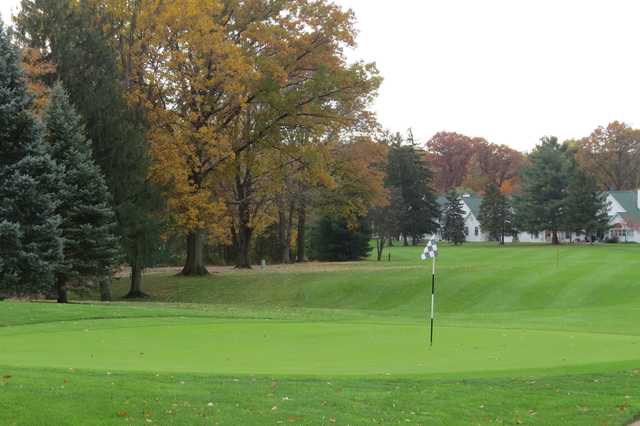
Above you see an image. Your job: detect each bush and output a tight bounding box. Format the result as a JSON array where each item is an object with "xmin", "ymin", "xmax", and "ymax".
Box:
[
  {"xmin": 605, "ymin": 236, "xmax": 619, "ymax": 244},
  {"xmin": 310, "ymin": 216, "xmax": 371, "ymax": 261}
]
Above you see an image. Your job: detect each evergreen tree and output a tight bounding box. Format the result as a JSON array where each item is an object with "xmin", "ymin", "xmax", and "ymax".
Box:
[
  {"xmin": 514, "ymin": 137, "xmax": 573, "ymax": 244},
  {"xmin": 310, "ymin": 216, "xmax": 371, "ymax": 261},
  {"xmin": 478, "ymin": 183, "xmax": 512, "ymax": 244},
  {"xmin": 17, "ymin": 1, "xmax": 163, "ymax": 297},
  {"xmin": 0, "ymin": 24, "xmax": 62, "ymax": 297},
  {"xmin": 386, "ymin": 132, "xmax": 440, "ymax": 245},
  {"xmin": 442, "ymin": 189, "xmax": 466, "ymax": 245},
  {"xmin": 43, "ymin": 83, "xmax": 120, "ymax": 303},
  {"xmin": 564, "ymin": 168, "xmax": 609, "ymax": 241}
]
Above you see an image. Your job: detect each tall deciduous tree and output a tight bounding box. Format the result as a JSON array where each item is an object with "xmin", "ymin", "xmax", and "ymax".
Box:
[
  {"xmin": 369, "ymin": 187, "xmax": 403, "ymax": 261},
  {"xmin": 426, "ymin": 131, "xmax": 475, "ymax": 193},
  {"xmin": 0, "ymin": 24, "xmax": 62, "ymax": 297},
  {"xmin": 442, "ymin": 189, "xmax": 466, "ymax": 245},
  {"xmin": 575, "ymin": 121, "xmax": 640, "ymax": 190},
  {"xmin": 465, "ymin": 139, "xmax": 525, "ymax": 193},
  {"xmin": 102, "ymin": 0, "xmax": 380, "ymax": 275},
  {"xmin": 43, "ymin": 84, "xmax": 120, "ymax": 303},
  {"xmin": 478, "ymin": 183, "xmax": 512, "ymax": 244},
  {"xmin": 515, "ymin": 136, "xmax": 573, "ymax": 245}
]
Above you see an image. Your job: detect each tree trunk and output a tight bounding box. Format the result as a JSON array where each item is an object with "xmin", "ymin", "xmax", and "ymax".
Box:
[
  {"xmin": 56, "ymin": 276, "xmax": 68, "ymax": 304},
  {"xmin": 236, "ymin": 221, "xmax": 253, "ymax": 269},
  {"xmin": 99, "ymin": 277, "xmax": 112, "ymax": 302},
  {"xmin": 277, "ymin": 206, "xmax": 290, "ymax": 264},
  {"xmin": 296, "ymin": 205, "xmax": 306, "ymax": 263},
  {"xmin": 376, "ymin": 237, "xmax": 386, "ymax": 261},
  {"xmin": 283, "ymin": 203, "xmax": 295, "ymax": 264},
  {"xmin": 180, "ymin": 230, "xmax": 209, "ymax": 276},
  {"xmin": 402, "ymin": 234, "xmax": 408, "ymax": 246},
  {"xmin": 126, "ymin": 237, "xmax": 148, "ymax": 298},
  {"xmin": 552, "ymin": 230, "xmax": 560, "ymax": 245}
]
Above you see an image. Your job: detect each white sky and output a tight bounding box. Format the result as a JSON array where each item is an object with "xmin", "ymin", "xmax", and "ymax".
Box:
[{"xmin": 4, "ymin": 0, "xmax": 640, "ymax": 151}]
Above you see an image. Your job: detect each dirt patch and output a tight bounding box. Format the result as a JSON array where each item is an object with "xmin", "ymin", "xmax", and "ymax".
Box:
[{"xmin": 115, "ymin": 262, "xmax": 422, "ymax": 278}]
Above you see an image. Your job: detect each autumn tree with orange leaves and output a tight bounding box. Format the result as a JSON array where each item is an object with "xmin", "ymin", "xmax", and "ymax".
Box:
[
  {"xmin": 425, "ymin": 131, "xmax": 475, "ymax": 193},
  {"xmin": 102, "ymin": 0, "xmax": 380, "ymax": 274},
  {"xmin": 575, "ymin": 121, "xmax": 640, "ymax": 191},
  {"xmin": 464, "ymin": 138, "xmax": 525, "ymax": 194}
]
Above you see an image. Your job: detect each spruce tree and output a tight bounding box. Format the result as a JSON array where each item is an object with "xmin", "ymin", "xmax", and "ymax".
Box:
[
  {"xmin": 17, "ymin": 1, "xmax": 163, "ymax": 297},
  {"xmin": 0, "ymin": 24, "xmax": 62, "ymax": 297},
  {"xmin": 43, "ymin": 83, "xmax": 120, "ymax": 303},
  {"xmin": 564, "ymin": 168, "xmax": 609, "ymax": 241},
  {"xmin": 386, "ymin": 133, "xmax": 440, "ymax": 245},
  {"xmin": 310, "ymin": 216, "xmax": 372, "ymax": 261},
  {"xmin": 478, "ymin": 183, "xmax": 512, "ymax": 244},
  {"xmin": 442, "ymin": 189, "xmax": 466, "ymax": 245},
  {"xmin": 514, "ymin": 137, "xmax": 573, "ymax": 244}
]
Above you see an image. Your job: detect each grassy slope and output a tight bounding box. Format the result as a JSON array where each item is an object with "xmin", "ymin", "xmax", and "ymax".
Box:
[{"xmin": 1, "ymin": 243, "xmax": 640, "ymax": 425}]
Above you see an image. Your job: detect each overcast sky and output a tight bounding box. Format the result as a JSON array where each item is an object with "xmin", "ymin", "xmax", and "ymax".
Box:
[{"xmin": 3, "ymin": 0, "xmax": 640, "ymax": 151}]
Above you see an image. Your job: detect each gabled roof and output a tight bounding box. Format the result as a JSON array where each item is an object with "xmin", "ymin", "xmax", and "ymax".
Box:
[
  {"xmin": 608, "ymin": 191, "xmax": 640, "ymax": 226},
  {"xmin": 462, "ymin": 195, "xmax": 482, "ymax": 218},
  {"xmin": 435, "ymin": 194, "xmax": 482, "ymax": 218}
]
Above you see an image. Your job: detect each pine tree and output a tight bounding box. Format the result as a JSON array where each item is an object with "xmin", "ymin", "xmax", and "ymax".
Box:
[
  {"xmin": 0, "ymin": 23, "xmax": 62, "ymax": 297},
  {"xmin": 43, "ymin": 83, "xmax": 120, "ymax": 303},
  {"xmin": 478, "ymin": 183, "xmax": 512, "ymax": 244},
  {"xmin": 564, "ymin": 168, "xmax": 609, "ymax": 241},
  {"xmin": 17, "ymin": 1, "xmax": 163, "ymax": 297},
  {"xmin": 442, "ymin": 189, "xmax": 466, "ymax": 245},
  {"xmin": 310, "ymin": 216, "xmax": 372, "ymax": 261},
  {"xmin": 386, "ymin": 133, "xmax": 440, "ymax": 245},
  {"xmin": 514, "ymin": 137, "xmax": 573, "ymax": 244}
]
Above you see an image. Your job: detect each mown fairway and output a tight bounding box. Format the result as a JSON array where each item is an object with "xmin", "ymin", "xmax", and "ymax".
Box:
[{"xmin": 1, "ymin": 244, "xmax": 640, "ymax": 425}]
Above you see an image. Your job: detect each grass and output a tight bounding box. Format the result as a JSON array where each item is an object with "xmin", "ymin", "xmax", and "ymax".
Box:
[{"xmin": 1, "ymin": 243, "xmax": 640, "ymax": 424}]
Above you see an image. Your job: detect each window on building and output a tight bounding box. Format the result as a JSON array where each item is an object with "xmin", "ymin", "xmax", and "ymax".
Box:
[
  {"xmin": 533, "ymin": 232, "xmax": 539, "ymax": 239},
  {"xmin": 474, "ymin": 227, "xmax": 479, "ymax": 236},
  {"xmin": 565, "ymin": 232, "xmax": 571, "ymax": 239},
  {"xmin": 464, "ymin": 226, "xmax": 469, "ymax": 236}
]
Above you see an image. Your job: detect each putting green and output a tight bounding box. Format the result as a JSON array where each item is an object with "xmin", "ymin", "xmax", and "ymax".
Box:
[{"xmin": 2, "ymin": 317, "xmax": 639, "ymax": 376}]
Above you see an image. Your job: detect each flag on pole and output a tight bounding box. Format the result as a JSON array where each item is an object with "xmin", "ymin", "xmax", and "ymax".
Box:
[
  {"xmin": 421, "ymin": 237, "xmax": 438, "ymax": 260},
  {"xmin": 421, "ymin": 236, "xmax": 438, "ymax": 346}
]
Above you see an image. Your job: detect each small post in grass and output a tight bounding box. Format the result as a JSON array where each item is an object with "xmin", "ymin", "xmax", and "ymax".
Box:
[{"xmin": 421, "ymin": 235, "xmax": 438, "ymax": 346}]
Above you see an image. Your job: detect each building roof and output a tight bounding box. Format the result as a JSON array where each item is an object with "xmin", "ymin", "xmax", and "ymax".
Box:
[
  {"xmin": 435, "ymin": 194, "xmax": 482, "ymax": 218},
  {"xmin": 608, "ymin": 191, "xmax": 640, "ymax": 227},
  {"xmin": 462, "ymin": 195, "xmax": 482, "ymax": 218},
  {"xmin": 435, "ymin": 190, "xmax": 640, "ymax": 228}
]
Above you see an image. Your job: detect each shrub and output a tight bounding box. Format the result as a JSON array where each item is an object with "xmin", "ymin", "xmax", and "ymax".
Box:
[{"xmin": 310, "ymin": 216, "xmax": 371, "ymax": 261}]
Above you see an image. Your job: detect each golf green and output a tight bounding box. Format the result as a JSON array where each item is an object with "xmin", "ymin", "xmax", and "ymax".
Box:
[{"xmin": 2, "ymin": 317, "xmax": 639, "ymax": 376}]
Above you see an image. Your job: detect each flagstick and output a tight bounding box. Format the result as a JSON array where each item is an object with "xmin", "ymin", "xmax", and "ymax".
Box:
[{"xmin": 430, "ymin": 254, "xmax": 436, "ymax": 346}]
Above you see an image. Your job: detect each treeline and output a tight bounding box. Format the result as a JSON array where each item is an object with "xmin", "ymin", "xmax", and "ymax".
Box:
[
  {"xmin": 1, "ymin": 0, "xmax": 389, "ymax": 301},
  {"xmin": 2, "ymin": 1, "xmax": 637, "ymax": 303},
  {"xmin": 430, "ymin": 136, "xmax": 614, "ymax": 247}
]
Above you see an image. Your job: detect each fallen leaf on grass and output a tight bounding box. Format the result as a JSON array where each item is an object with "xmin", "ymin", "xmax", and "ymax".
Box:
[
  {"xmin": 2, "ymin": 375, "xmax": 12, "ymax": 380},
  {"xmin": 116, "ymin": 411, "xmax": 128, "ymax": 418},
  {"xmin": 617, "ymin": 402, "xmax": 629, "ymax": 412}
]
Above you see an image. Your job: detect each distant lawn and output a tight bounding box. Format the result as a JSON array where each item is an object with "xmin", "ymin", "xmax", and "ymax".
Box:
[{"xmin": 2, "ymin": 243, "xmax": 640, "ymax": 424}]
